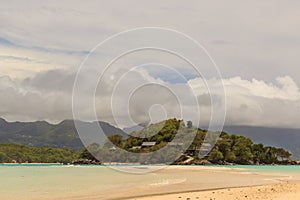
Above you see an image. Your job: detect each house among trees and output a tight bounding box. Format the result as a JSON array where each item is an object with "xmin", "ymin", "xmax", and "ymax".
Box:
[
  {"xmin": 141, "ymin": 142, "xmax": 156, "ymax": 148},
  {"xmin": 169, "ymin": 142, "xmax": 184, "ymax": 151},
  {"xmin": 186, "ymin": 143, "xmax": 212, "ymax": 156},
  {"xmin": 169, "ymin": 142, "xmax": 184, "ymax": 146},
  {"xmin": 201, "ymin": 143, "xmax": 212, "ymax": 152},
  {"xmin": 109, "ymin": 146, "xmax": 117, "ymax": 151},
  {"xmin": 186, "ymin": 148, "xmax": 201, "ymax": 156},
  {"xmin": 131, "ymin": 146, "xmax": 141, "ymax": 150}
]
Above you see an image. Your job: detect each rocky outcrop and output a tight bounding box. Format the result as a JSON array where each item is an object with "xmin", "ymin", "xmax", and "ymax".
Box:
[
  {"xmin": 192, "ymin": 159, "xmax": 212, "ymax": 165},
  {"xmin": 70, "ymin": 159, "xmax": 102, "ymax": 165},
  {"xmin": 278, "ymin": 160, "xmax": 299, "ymax": 165}
]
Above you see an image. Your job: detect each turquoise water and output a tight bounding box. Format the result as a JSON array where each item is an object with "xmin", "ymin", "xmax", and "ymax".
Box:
[
  {"xmin": 1, "ymin": 163, "xmax": 300, "ymax": 173},
  {"xmin": 0, "ymin": 164, "xmax": 299, "ymax": 199},
  {"xmin": 0, "ymin": 163, "xmax": 64, "ymax": 167},
  {"xmin": 211, "ymin": 165, "xmax": 300, "ymax": 174}
]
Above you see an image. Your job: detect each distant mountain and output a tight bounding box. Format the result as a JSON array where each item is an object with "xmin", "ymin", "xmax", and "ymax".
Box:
[
  {"xmin": 1, "ymin": 117, "xmax": 299, "ymax": 159},
  {"xmin": 222, "ymin": 126, "xmax": 300, "ymax": 159},
  {"xmin": 123, "ymin": 125, "xmax": 144, "ymax": 134},
  {"xmin": 0, "ymin": 118, "xmax": 127, "ymax": 151}
]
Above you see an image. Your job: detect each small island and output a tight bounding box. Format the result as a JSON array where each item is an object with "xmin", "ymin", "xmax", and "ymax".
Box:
[
  {"xmin": 84, "ymin": 118, "xmax": 296, "ymax": 166},
  {"xmin": 0, "ymin": 119, "xmax": 297, "ymax": 166}
]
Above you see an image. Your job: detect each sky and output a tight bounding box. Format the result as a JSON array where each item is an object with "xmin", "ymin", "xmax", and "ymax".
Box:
[{"xmin": 0, "ymin": 1, "xmax": 300, "ymax": 128}]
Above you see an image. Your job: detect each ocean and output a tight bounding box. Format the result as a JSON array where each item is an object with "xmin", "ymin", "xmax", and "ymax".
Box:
[{"xmin": 0, "ymin": 164, "xmax": 299, "ymax": 199}]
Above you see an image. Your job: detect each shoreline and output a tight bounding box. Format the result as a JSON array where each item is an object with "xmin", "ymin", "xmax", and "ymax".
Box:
[
  {"xmin": 117, "ymin": 184, "xmax": 269, "ymax": 200},
  {"xmin": 1, "ymin": 162, "xmax": 300, "ymax": 166},
  {"xmin": 1, "ymin": 165, "xmax": 299, "ymax": 200},
  {"xmin": 126, "ymin": 183, "xmax": 300, "ymax": 200},
  {"xmin": 68, "ymin": 166, "xmax": 299, "ymax": 200}
]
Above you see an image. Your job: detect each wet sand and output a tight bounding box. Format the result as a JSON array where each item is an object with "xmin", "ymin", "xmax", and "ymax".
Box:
[
  {"xmin": 63, "ymin": 166, "xmax": 299, "ymax": 200},
  {"xmin": 130, "ymin": 183, "xmax": 300, "ymax": 200},
  {"xmin": 121, "ymin": 166, "xmax": 300, "ymax": 200}
]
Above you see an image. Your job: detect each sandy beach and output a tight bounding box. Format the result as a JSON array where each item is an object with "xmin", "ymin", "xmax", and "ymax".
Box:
[
  {"xmin": 120, "ymin": 166, "xmax": 300, "ymax": 200},
  {"xmin": 63, "ymin": 166, "xmax": 299, "ymax": 200},
  {"xmin": 131, "ymin": 183, "xmax": 300, "ymax": 200}
]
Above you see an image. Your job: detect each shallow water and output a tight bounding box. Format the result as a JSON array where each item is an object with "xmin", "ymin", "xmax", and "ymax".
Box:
[
  {"xmin": 211, "ymin": 164, "xmax": 300, "ymax": 174},
  {"xmin": 0, "ymin": 164, "xmax": 299, "ymax": 200}
]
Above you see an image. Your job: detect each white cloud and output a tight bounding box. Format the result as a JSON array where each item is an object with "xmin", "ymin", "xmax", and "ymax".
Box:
[
  {"xmin": 189, "ymin": 75, "xmax": 300, "ymax": 127},
  {"xmin": 0, "ymin": 1, "xmax": 299, "ymax": 129},
  {"xmin": 224, "ymin": 76, "xmax": 300, "ymax": 101},
  {"xmin": 1, "ymin": 69, "xmax": 300, "ymax": 128}
]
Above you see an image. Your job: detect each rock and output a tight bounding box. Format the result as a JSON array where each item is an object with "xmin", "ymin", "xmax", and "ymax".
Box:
[
  {"xmin": 71, "ymin": 159, "xmax": 102, "ymax": 165},
  {"xmin": 278, "ymin": 160, "xmax": 298, "ymax": 165},
  {"xmin": 193, "ymin": 159, "xmax": 212, "ymax": 165},
  {"xmin": 223, "ymin": 161, "xmax": 234, "ymax": 165},
  {"xmin": 247, "ymin": 160, "xmax": 254, "ymax": 165}
]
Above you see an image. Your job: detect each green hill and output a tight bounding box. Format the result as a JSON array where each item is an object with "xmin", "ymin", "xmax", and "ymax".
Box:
[
  {"xmin": 0, "ymin": 118, "xmax": 127, "ymax": 150},
  {"xmin": 0, "ymin": 143, "xmax": 79, "ymax": 163},
  {"xmin": 0, "ymin": 118, "xmax": 294, "ymax": 165},
  {"xmin": 91, "ymin": 118, "xmax": 292, "ymax": 165}
]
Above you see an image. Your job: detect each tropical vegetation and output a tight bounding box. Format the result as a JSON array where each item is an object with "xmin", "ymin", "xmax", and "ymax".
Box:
[
  {"xmin": 0, "ymin": 118, "xmax": 293, "ymax": 165},
  {"xmin": 85, "ymin": 118, "xmax": 293, "ymax": 165},
  {"xmin": 0, "ymin": 143, "xmax": 79, "ymax": 163}
]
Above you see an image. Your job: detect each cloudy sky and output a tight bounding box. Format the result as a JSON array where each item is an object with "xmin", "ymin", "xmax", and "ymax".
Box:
[{"xmin": 0, "ymin": 1, "xmax": 300, "ymax": 128}]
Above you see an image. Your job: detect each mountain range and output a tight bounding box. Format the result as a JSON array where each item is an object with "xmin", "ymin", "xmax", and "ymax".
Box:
[
  {"xmin": 0, "ymin": 118, "xmax": 299, "ymax": 159},
  {"xmin": 0, "ymin": 118, "xmax": 127, "ymax": 151}
]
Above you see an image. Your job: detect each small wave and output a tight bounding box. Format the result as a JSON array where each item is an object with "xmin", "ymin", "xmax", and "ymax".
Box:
[{"xmin": 149, "ymin": 178, "xmax": 187, "ymax": 186}]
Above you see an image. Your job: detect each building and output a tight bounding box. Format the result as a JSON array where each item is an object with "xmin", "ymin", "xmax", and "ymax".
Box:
[
  {"xmin": 141, "ymin": 142, "xmax": 156, "ymax": 148},
  {"xmin": 186, "ymin": 143, "xmax": 212, "ymax": 156},
  {"xmin": 131, "ymin": 146, "xmax": 141, "ymax": 150},
  {"xmin": 109, "ymin": 146, "xmax": 117, "ymax": 151}
]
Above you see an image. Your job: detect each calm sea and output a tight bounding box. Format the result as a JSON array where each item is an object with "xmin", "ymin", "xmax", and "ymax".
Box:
[
  {"xmin": 0, "ymin": 164, "xmax": 299, "ymax": 199},
  {"xmin": 212, "ymin": 164, "xmax": 300, "ymax": 174},
  {"xmin": 2, "ymin": 163, "xmax": 299, "ymax": 173}
]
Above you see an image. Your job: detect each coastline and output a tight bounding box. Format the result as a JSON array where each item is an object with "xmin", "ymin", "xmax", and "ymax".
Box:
[
  {"xmin": 118, "ymin": 166, "xmax": 300, "ymax": 200},
  {"xmin": 126, "ymin": 183, "xmax": 300, "ymax": 200},
  {"xmin": 68, "ymin": 166, "xmax": 300, "ymax": 200},
  {"xmin": 1, "ymin": 162, "xmax": 300, "ymax": 166},
  {"xmin": 1, "ymin": 165, "xmax": 299, "ymax": 200}
]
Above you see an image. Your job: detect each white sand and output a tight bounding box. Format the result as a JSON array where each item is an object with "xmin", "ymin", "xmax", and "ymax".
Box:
[{"xmin": 131, "ymin": 183, "xmax": 300, "ymax": 200}]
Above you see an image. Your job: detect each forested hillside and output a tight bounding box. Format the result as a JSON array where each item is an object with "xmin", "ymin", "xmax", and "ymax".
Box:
[
  {"xmin": 0, "ymin": 118, "xmax": 126, "ymax": 150},
  {"xmin": 0, "ymin": 143, "xmax": 79, "ymax": 163},
  {"xmin": 85, "ymin": 119, "xmax": 293, "ymax": 165}
]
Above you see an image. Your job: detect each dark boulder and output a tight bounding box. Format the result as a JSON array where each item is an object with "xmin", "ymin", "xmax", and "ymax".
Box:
[{"xmin": 71, "ymin": 159, "xmax": 102, "ymax": 165}]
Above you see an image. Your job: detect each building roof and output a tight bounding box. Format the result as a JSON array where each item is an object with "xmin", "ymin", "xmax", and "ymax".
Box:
[
  {"xmin": 200, "ymin": 148, "xmax": 211, "ymax": 152},
  {"xmin": 202, "ymin": 143, "xmax": 212, "ymax": 147},
  {"xmin": 131, "ymin": 146, "xmax": 141, "ymax": 149},
  {"xmin": 169, "ymin": 142, "xmax": 184, "ymax": 146},
  {"xmin": 141, "ymin": 142, "xmax": 156, "ymax": 146},
  {"xmin": 109, "ymin": 146, "xmax": 117, "ymax": 150}
]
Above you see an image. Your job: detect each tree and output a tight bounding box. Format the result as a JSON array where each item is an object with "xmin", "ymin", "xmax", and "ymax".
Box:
[
  {"xmin": 208, "ymin": 149, "xmax": 224, "ymax": 163},
  {"xmin": 187, "ymin": 121, "xmax": 193, "ymax": 128},
  {"xmin": 252, "ymin": 143, "xmax": 265, "ymax": 164},
  {"xmin": 217, "ymin": 139, "xmax": 231, "ymax": 156},
  {"xmin": 107, "ymin": 134, "xmax": 123, "ymax": 147},
  {"xmin": 225, "ymin": 151, "xmax": 236, "ymax": 162},
  {"xmin": 79, "ymin": 143, "xmax": 101, "ymax": 160},
  {"xmin": 275, "ymin": 148, "xmax": 291, "ymax": 161},
  {"xmin": 0, "ymin": 152, "xmax": 9, "ymax": 163},
  {"xmin": 231, "ymin": 136, "xmax": 254, "ymax": 164},
  {"xmin": 262, "ymin": 147, "xmax": 278, "ymax": 164}
]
